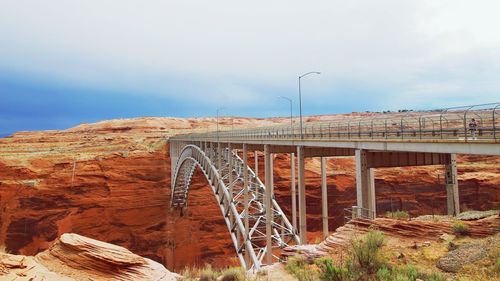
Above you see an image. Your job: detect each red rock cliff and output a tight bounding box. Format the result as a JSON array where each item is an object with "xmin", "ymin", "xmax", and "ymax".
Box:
[{"xmin": 0, "ymin": 117, "xmax": 498, "ymax": 271}]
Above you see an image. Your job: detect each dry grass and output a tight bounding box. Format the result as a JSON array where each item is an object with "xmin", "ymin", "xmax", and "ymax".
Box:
[{"xmin": 180, "ymin": 265, "xmax": 246, "ymax": 281}]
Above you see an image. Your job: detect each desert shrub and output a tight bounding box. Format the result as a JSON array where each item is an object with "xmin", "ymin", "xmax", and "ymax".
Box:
[
  {"xmin": 376, "ymin": 264, "xmax": 421, "ymax": 281},
  {"xmin": 181, "ymin": 265, "xmax": 220, "ymax": 281},
  {"xmin": 285, "ymin": 255, "xmax": 317, "ymax": 281},
  {"xmin": 315, "ymin": 257, "xmax": 348, "ymax": 281},
  {"xmin": 376, "ymin": 266, "xmax": 391, "ymax": 281},
  {"xmin": 351, "ymin": 230, "xmax": 385, "ymax": 274},
  {"xmin": 220, "ymin": 267, "xmax": 245, "ymax": 281},
  {"xmin": 452, "ymin": 221, "xmax": 470, "ymax": 236},
  {"xmin": 399, "ymin": 264, "xmax": 419, "ymax": 280},
  {"xmin": 426, "ymin": 272, "xmax": 446, "ymax": 281},
  {"xmin": 385, "ymin": 211, "xmax": 409, "ymax": 220},
  {"xmin": 495, "ymin": 258, "xmax": 500, "ymax": 273},
  {"xmin": 199, "ymin": 264, "xmax": 219, "ymax": 281}
]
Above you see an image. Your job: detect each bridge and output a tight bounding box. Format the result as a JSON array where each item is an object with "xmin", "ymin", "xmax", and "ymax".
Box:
[{"xmin": 169, "ymin": 103, "xmax": 500, "ymax": 270}]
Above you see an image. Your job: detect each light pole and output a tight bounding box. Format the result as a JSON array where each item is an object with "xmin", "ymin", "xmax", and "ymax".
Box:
[
  {"xmin": 216, "ymin": 107, "xmax": 225, "ymax": 141},
  {"xmin": 278, "ymin": 96, "xmax": 293, "ymax": 131},
  {"xmin": 298, "ymin": 71, "xmax": 320, "ymax": 139}
]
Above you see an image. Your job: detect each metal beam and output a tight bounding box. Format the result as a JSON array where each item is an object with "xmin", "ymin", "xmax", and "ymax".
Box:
[
  {"xmin": 367, "ymin": 151, "xmax": 450, "ymax": 168},
  {"xmin": 185, "ymin": 139, "xmax": 500, "ymax": 156},
  {"xmin": 304, "ymin": 147, "xmax": 354, "ymax": 157}
]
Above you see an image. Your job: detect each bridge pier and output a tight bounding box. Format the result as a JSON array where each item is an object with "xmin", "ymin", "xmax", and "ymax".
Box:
[
  {"xmin": 254, "ymin": 151, "xmax": 259, "ymax": 178},
  {"xmin": 217, "ymin": 143, "xmax": 222, "ymax": 170},
  {"xmin": 291, "ymin": 153, "xmax": 297, "ymax": 233},
  {"xmin": 321, "ymin": 157, "xmax": 329, "ymax": 239},
  {"xmin": 242, "ymin": 144, "xmax": 250, "ymax": 267},
  {"xmin": 209, "ymin": 142, "xmax": 214, "ymax": 162},
  {"xmin": 297, "ymin": 146, "xmax": 307, "ymax": 244},
  {"xmin": 264, "ymin": 144, "xmax": 273, "ymax": 264},
  {"xmin": 355, "ymin": 149, "xmax": 376, "ymax": 218},
  {"xmin": 445, "ymin": 153, "xmax": 460, "ymax": 216}
]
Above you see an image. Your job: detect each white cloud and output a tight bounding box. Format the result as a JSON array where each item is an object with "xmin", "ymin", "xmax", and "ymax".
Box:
[{"xmin": 1, "ymin": 0, "xmax": 499, "ymax": 112}]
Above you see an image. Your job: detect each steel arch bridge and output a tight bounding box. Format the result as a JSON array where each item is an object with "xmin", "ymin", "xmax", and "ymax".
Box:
[{"xmin": 170, "ymin": 143, "xmax": 299, "ymax": 270}]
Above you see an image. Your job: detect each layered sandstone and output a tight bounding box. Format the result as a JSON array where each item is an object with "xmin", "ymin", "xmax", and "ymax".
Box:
[
  {"xmin": 0, "ymin": 233, "xmax": 177, "ymax": 280},
  {"xmin": 0, "ymin": 115, "xmax": 498, "ymax": 272}
]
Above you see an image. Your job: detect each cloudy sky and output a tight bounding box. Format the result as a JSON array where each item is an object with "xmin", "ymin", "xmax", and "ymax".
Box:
[{"xmin": 1, "ymin": 0, "xmax": 499, "ymax": 134}]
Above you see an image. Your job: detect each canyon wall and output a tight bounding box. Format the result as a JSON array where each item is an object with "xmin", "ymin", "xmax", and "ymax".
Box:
[{"xmin": 0, "ymin": 117, "xmax": 498, "ymax": 271}]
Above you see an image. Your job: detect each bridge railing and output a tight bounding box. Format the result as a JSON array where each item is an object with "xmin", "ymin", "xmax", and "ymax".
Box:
[{"xmin": 171, "ymin": 102, "xmax": 500, "ymax": 142}]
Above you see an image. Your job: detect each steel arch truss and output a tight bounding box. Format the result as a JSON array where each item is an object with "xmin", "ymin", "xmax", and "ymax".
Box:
[{"xmin": 171, "ymin": 144, "xmax": 299, "ymax": 269}]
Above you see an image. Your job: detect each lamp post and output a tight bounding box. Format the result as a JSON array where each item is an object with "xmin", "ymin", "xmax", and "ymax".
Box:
[
  {"xmin": 298, "ymin": 71, "xmax": 321, "ymax": 139},
  {"xmin": 216, "ymin": 107, "xmax": 225, "ymax": 141},
  {"xmin": 278, "ymin": 96, "xmax": 293, "ymax": 131}
]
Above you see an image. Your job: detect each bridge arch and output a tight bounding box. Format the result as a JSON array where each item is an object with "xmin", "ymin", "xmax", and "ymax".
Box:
[{"xmin": 170, "ymin": 144, "xmax": 299, "ymax": 269}]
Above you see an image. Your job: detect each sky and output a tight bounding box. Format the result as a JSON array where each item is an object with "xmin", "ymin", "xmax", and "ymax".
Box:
[{"xmin": 1, "ymin": 0, "xmax": 500, "ymax": 135}]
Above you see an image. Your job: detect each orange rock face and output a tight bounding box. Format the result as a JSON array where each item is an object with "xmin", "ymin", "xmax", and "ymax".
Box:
[
  {"xmin": 0, "ymin": 232, "xmax": 178, "ymax": 280},
  {"xmin": 0, "ymin": 116, "xmax": 499, "ymax": 272}
]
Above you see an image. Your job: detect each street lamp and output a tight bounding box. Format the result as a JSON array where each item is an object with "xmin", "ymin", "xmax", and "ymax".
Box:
[
  {"xmin": 298, "ymin": 71, "xmax": 321, "ymax": 139},
  {"xmin": 216, "ymin": 107, "xmax": 225, "ymax": 141},
  {"xmin": 278, "ymin": 96, "xmax": 293, "ymax": 131}
]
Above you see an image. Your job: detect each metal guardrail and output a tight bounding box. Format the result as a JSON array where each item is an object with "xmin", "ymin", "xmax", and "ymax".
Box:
[
  {"xmin": 171, "ymin": 103, "xmax": 500, "ymax": 142},
  {"xmin": 343, "ymin": 206, "xmax": 376, "ymax": 224}
]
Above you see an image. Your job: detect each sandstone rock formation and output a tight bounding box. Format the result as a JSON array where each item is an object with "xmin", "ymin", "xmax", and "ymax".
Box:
[
  {"xmin": 0, "ymin": 115, "xmax": 499, "ymax": 272},
  {"xmin": 0, "ymin": 233, "xmax": 178, "ymax": 280},
  {"xmin": 282, "ymin": 216, "xmax": 500, "ymax": 261}
]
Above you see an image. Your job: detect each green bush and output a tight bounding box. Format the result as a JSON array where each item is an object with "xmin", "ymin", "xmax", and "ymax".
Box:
[
  {"xmin": 399, "ymin": 264, "xmax": 419, "ymax": 280},
  {"xmin": 495, "ymin": 258, "xmax": 500, "ymax": 273},
  {"xmin": 351, "ymin": 230, "xmax": 385, "ymax": 274},
  {"xmin": 452, "ymin": 221, "xmax": 470, "ymax": 236},
  {"xmin": 376, "ymin": 266, "xmax": 391, "ymax": 281},
  {"xmin": 376, "ymin": 264, "xmax": 421, "ymax": 281},
  {"xmin": 385, "ymin": 211, "xmax": 409, "ymax": 220},
  {"xmin": 285, "ymin": 255, "xmax": 317, "ymax": 281},
  {"xmin": 220, "ymin": 267, "xmax": 245, "ymax": 281},
  {"xmin": 315, "ymin": 257, "xmax": 348, "ymax": 281}
]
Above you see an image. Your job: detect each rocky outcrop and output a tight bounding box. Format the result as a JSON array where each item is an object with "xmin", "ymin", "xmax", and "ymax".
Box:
[
  {"xmin": 0, "ymin": 233, "xmax": 178, "ymax": 280},
  {"xmin": 436, "ymin": 233, "xmax": 499, "ymax": 272},
  {"xmin": 282, "ymin": 216, "xmax": 500, "ymax": 260},
  {"xmin": 436, "ymin": 243, "xmax": 487, "ymax": 272}
]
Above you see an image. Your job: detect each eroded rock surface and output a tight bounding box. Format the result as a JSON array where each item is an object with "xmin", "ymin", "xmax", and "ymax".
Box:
[{"xmin": 0, "ymin": 233, "xmax": 178, "ymax": 280}]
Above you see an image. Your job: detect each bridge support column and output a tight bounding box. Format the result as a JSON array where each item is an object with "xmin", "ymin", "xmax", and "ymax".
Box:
[
  {"xmin": 217, "ymin": 143, "xmax": 222, "ymax": 170},
  {"xmin": 254, "ymin": 151, "xmax": 259, "ymax": 178},
  {"xmin": 242, "ymin": 144, "xmax": 250, "ymax": 267},
  {"xmin": 264, "ymin": 145, "xmax": 273, "ymax": 264},
  {"xmin": 321, "ymin": 157, "xmax": 329, "ymax": 239},
  {"xmin": 291, "ymin": 153, "xmax": 297, "ymax": 233},
  {"xmin": 228, "ymin": 143, "xmax": 233, "ymax": 194},
  {"xmin": 355, "ymin": 149, "xmax": 376, "ymax": 218},
  {"xmin": 270, "ymin": 154, "xmax": 274, "ymax": 195},
  {"xmin": 228, "ymin": 143, "xmax": 235, "ymax": 237},
  {"xmin": 210, "ymin": 142, "xmax": 214, "ymax": 162},
  {"xmin": 445, "ymin": 153, "xmax": 460, "ymax": 216},
  {"xmin": 297, "ymin": 146, "xmax": 307, "ymax": 244}
]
